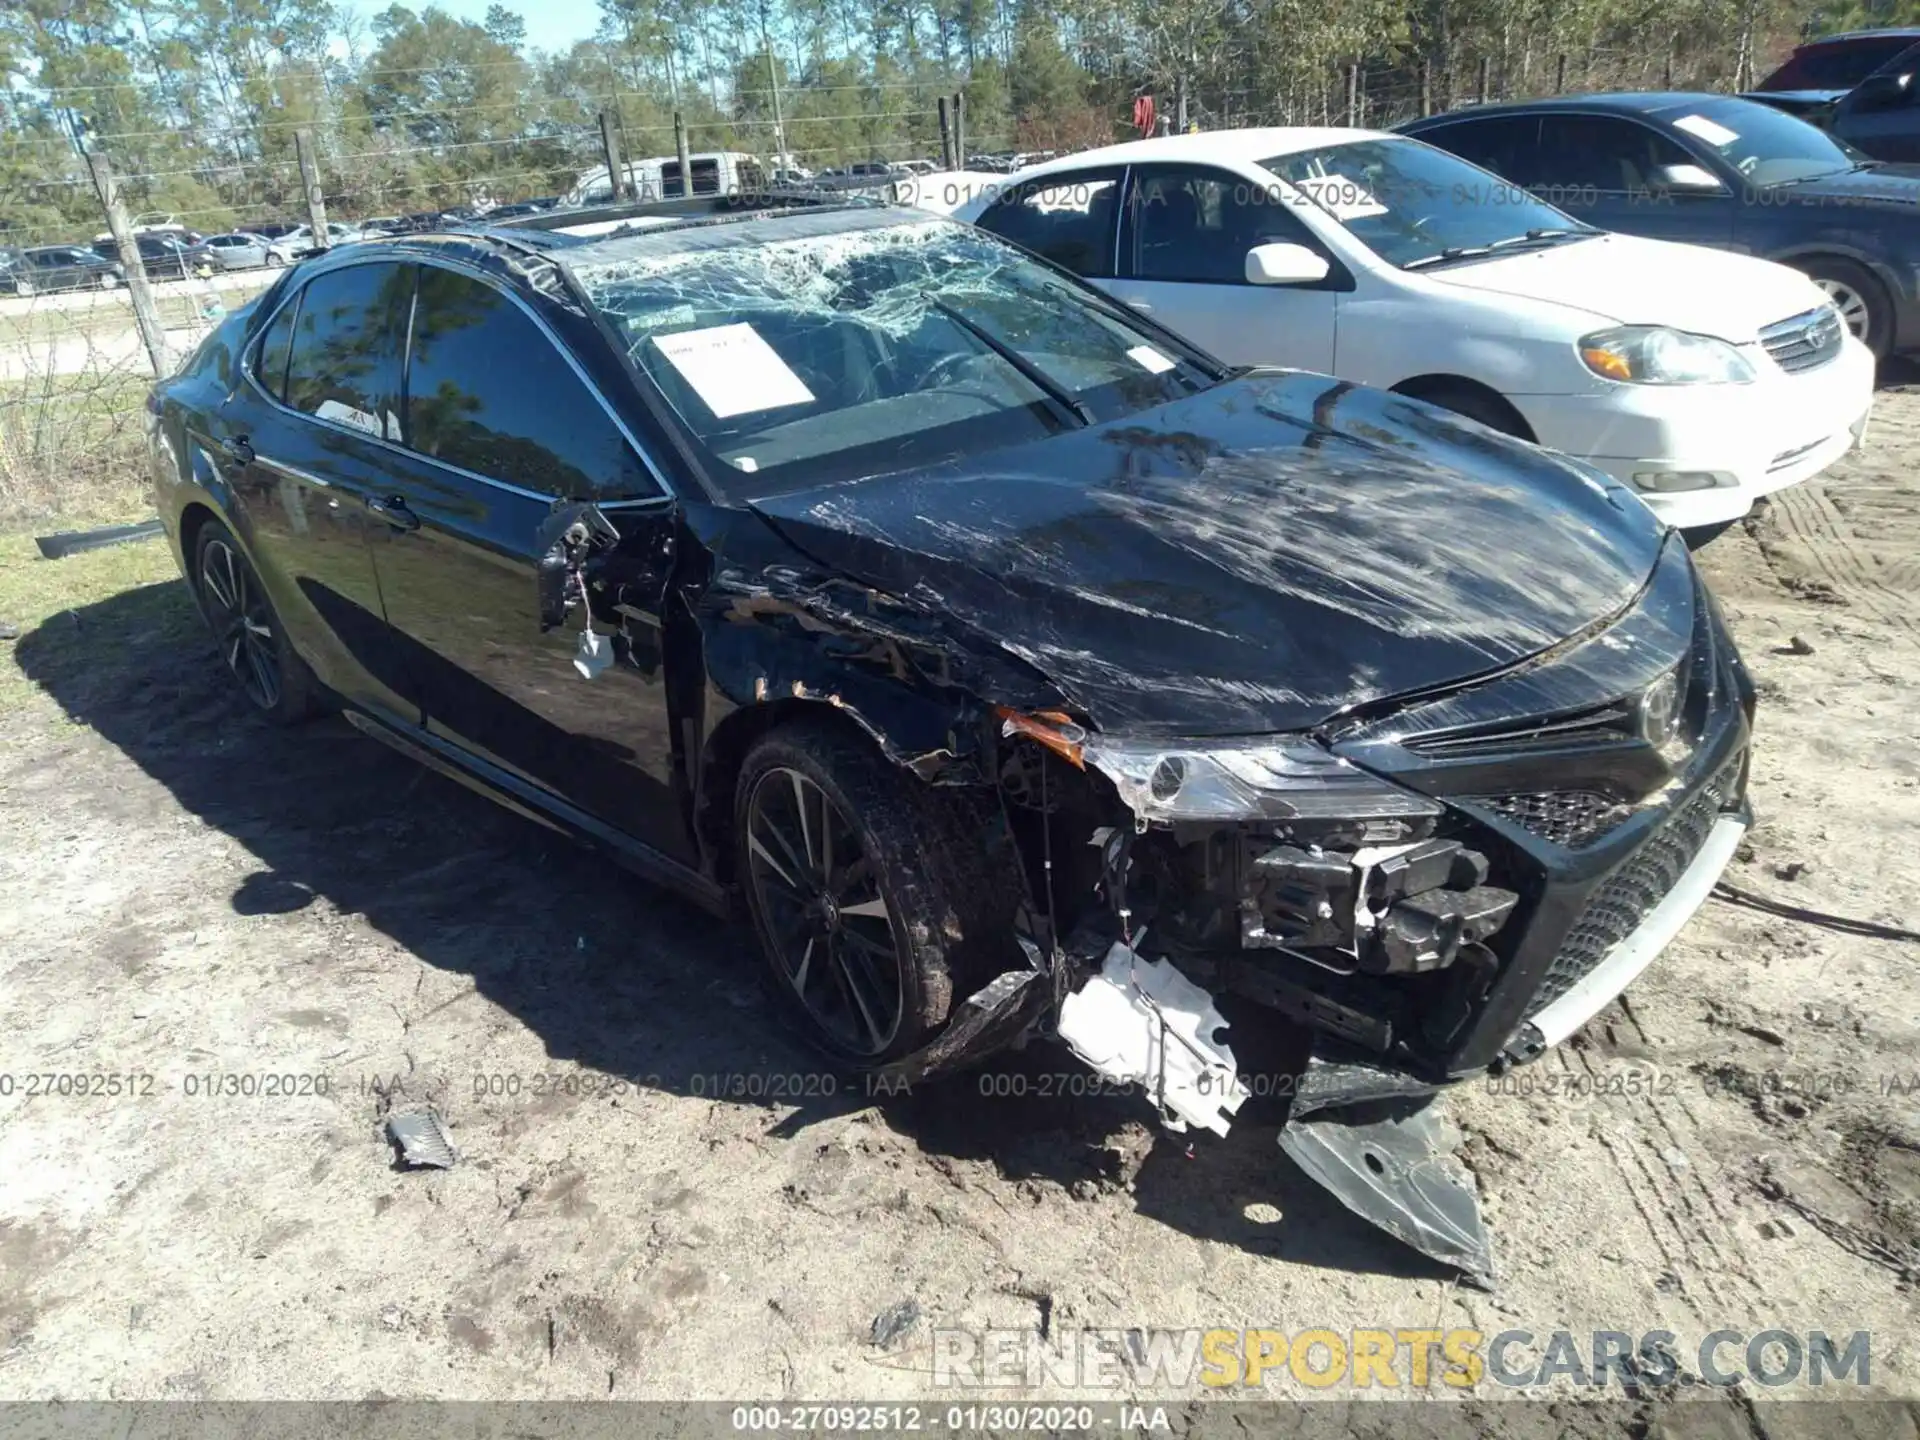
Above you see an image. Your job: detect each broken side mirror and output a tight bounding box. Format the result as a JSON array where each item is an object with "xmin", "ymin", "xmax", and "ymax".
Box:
[{"xmin": 535, "ymin": 502, "xmax": 620, "ymax": 632}]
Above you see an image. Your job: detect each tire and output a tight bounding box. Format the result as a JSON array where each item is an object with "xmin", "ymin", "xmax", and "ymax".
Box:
[
  {"xmin": 266, "ymin": 253, "xmax": 286, "ymax": 269},
  {"xmin": 97, "ymin": 272, "xmax": 118, "ymax": 291},
  {"xmin": 191, "ymin": 519, "xmax": 320, "ymax": 725},
  {"xmin": 1681, "ymin": 519, "xmax": 1736, "ymax": 550},
  {"xmin": 734, "ymin": 718, "xmax": 1022, "ymax": 1067},
  {"xmin": 1795, "ymin": 255, "xmax": 1892, "ymax": 359},
  {"xmin": 1404, "ymin": 382, "xmax": 1531, "ymax": 440}
]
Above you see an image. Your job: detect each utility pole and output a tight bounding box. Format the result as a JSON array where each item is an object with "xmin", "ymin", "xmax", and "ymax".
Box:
[
  {"xmin": 294, "ymin": 130, "xmax": 328, "ymax": 249},
  {"xmin": 1555, "ymin": 53, "xmax": 1567, "ymax": 94},
  {"xmin": 1345, "ymin": 63, "xmax": 1359, "ymax": 126},
  {"xmin": 1477, "ymin": 56, "xmax": 1492, "ymax": 103},
  {"xmin": 761, "ymin": 18, "xmax": 787, "ymax": 175},
  {"xmin": 1420, "ymin": 59, "xmax": 1433, "ymax": 115},
  {"xmin": 937, "ymin": 96, "xmax": 953, "ymax": 170},
  {"xmin": 674, "ymin": 110, "xmax": 694, "ymax": 196},
  {"xmin": 82, "ymin": 145, "xmax": 170, "ymax": 377},
  {"xmin": 599, "ymin": 109, "xmax": 631, "ymax": 201},
  {"xmin": 953, "ymin": 91, "xmax": 966, "ymax": 167}
]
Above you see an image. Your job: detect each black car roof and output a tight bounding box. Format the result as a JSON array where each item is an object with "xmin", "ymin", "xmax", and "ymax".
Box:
[
  {"xmin": 1799, "ymin": 26, "xmax": 1920, "ymax": 44},
  {"xmin": 1404, "ymin": 91, "xmax": 1762, "ymax": 125}
]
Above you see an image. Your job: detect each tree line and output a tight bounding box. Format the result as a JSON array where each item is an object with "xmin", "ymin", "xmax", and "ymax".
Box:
[{"xmin": 3, "ymin": 0, "xmax": 1913, "ymax": 247}]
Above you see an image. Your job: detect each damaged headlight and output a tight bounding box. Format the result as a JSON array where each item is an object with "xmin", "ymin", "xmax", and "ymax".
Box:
[
  {"xmin": 1578, "ymin": 326, "xmax": 1756, "ymax": 386},
  {"xmin": 1082, "ymin": 734, "xmax": 1442, "ymax": 824}
]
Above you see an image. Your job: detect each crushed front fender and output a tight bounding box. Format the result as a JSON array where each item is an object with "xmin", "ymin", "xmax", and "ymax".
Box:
[{"xmin": 1278, "ymin": 1042, "xmax": 1495, "ymax": 1289}]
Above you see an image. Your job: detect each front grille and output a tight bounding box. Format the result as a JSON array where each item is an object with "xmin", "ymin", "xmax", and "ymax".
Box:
[
  {"xmin": 1760, "ymin": 306, "xmax": 1845, "ymax": 374},
  {"xmin": 1528, "ymin": 752, "xmax": 1744, "ymax": 1016},
  {"xmin": 1403, "ymin": 699, "xmax": 1636, "ymax": 760},
  {"xmin": 1474, "ymin": 789, "xmax": 1630, "ymax": 848}
]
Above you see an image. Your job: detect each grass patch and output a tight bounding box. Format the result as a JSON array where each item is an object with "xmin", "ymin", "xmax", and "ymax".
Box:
[
  {"xmin": 0, "ymin": 371, "xmax": 153, "ymax": 524},
  {"xmin": 0, "ymin": 526, "xmax": 189, "ymax": 721}
]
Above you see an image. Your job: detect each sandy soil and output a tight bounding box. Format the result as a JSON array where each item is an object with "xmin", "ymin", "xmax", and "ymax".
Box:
[{"xmin": 0, "ymin": 374, "xmax": 1916, "ymax": 1426}]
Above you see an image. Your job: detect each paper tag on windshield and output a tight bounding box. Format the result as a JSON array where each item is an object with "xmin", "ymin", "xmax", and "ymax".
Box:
[
  {"xmin": 1128, "ymin": 345, "xmax": 1176, "ymax": 374},
  {"xmin": 652, "ymin": 323, "xmax": 815, "ymax": 419},
  {"xmin": 1672, "ymin": 114, "xmax": 1739, "ymax": 147},
  {"xmin": 1295, "ymin": 176, "xmax": 1388, "ymax": 220}
]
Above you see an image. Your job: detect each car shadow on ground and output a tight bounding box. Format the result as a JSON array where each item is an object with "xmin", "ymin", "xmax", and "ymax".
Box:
[{"xmin": 13, "ymin": 574, "xmax": 1454, "ymax": 1285}]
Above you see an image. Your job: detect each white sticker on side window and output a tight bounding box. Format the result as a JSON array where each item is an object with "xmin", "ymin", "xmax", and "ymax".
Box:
[
  {"xmin": 651, "ymin": 323, "xmax": 815, "ymax": 419},
  {"xmin": 315, "ymin": 399, "xmax": 385, "ymax": 436},
  {"xmin": 1672, "ymin": 114, "xmax": 1740, "ymax": 147},
  {"xmin": 1128, "ymin": 345, "xmax": 1176, "ymax": 374}
]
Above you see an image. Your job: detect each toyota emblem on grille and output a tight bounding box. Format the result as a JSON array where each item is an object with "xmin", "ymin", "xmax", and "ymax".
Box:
[{"xmin": 1635, "ymin": 667, "xmax": 1683, "ymax": 747}]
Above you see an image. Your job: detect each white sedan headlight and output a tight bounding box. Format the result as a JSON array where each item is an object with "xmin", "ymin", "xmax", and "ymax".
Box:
[{"xmin": 1579, "ymin": 326, "xmax": 1756, "ymax": 385}]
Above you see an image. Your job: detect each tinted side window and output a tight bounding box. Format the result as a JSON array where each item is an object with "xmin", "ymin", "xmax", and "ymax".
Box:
[
  {"xmin": 253, "ymin": 294, "xmax": 300, "ymax": 401},
  {"xmin": 1417, "ymin": 116, "xmax": 1541, "ymax": 181},
  {"xmin": 283, "ymin": 262, "xmax": 409, "ymax": 438},
  {"xmin": 1130, "ymin": 166, "xmax": 1324, "ymax": 283},
  {"xmin": 404, "ymin": 266, "xmax": 657, "ymax": 500},
  {"xmin": 1530, "ymin": 116, "xmax": 1697, "ymax": 191},
  {"xmin": 975, "ymin": 168, "xmax": 1124, "ymax": 277}
]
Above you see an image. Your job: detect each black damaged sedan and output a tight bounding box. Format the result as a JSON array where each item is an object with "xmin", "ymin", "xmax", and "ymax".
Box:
[{"xmin": 148, "ymin": 197, "xmax": 1754, "ymax": 1282}]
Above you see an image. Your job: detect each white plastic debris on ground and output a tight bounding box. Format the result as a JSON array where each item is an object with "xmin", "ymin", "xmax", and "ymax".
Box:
[{"xmin": 1056, "ymin": 939, "xmax": 1248, "ymax": 1136}]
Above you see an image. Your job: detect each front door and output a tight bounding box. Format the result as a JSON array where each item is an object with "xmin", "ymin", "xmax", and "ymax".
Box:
[
  {"xmin": 363, "ymin": 262, "xmax": 692, "ymax": 860},
  {"xmin": 1527, "ymin": 114, "xmax": 1737, "ymax": 250},
  {"xmin": 1103, "ymin": 164, "xmax": 1339, "ymax": 372}
]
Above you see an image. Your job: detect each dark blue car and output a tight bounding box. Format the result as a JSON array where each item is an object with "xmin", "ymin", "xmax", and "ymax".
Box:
[{"xmin": 1401, "ymin": 93, "xmax": 1920, "ymax": 357}]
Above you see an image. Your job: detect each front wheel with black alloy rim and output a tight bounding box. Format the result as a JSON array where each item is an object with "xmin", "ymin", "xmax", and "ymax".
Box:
[
  {"xmin": 1798, "ymin": 255, "xmax": 1892, "ymax": 359},
  {"xmin": 192, "ymin": 519, "xmax": 318, "ymax": 725},
  {"xmin": 735, "ymin": 719, "xmax": 1023, "ymax": 1068}
]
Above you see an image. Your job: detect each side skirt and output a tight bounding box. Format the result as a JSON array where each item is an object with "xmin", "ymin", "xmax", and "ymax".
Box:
[{"xmin": 340, "ymin": 707, "xmax": 732, "ymax": 917}]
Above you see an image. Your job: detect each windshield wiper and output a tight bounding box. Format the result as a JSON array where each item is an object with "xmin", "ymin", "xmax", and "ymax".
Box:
[
  {"xmin": 1404, "ymin": 227, "xmax": 1592, "ymax": 269},
  {"xmin": 927, "ymin": 296, "xmax": 1096, "ymax": 427},
  {"xmin": 1402, "ymin": 245, "xmax": 1494, "ymax": 270}
]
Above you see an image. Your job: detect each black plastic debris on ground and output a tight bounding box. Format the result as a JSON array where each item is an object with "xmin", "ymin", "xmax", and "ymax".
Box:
[
  {"xmin": 34, "ymin": 519, "xmax": 166, "ymax": 560},
  {"xmin": 386, "ymin": 1109, "xmax": 458, "ymax": 1170},
  {"xmin": 869, "ymin": 1299, "xmax": 921, "ymax": 1349}
]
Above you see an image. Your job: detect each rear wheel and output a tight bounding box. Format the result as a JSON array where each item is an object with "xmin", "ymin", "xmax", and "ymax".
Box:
[
  {"xmin": 735, "ymin": 719, "xmax": 1021, "ymax": 1067},
  {"xmin": 1797, "ymin": 255, "xmax": 1892, "ymax": 359},
  {"xmin": 192, "ymin": 520, "xmax": 318, "ymax": 725}
]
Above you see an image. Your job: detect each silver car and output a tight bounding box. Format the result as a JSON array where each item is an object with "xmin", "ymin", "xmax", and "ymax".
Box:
[{"xmin": 202, "ymin": 233, "xmax": 289, "ymax": 270}]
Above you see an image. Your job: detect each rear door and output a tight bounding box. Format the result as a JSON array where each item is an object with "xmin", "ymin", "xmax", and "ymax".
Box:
[
  {"xmin": 972, "ymin": 165, "xmax": 1126, "ymax": 283},
  {"xmin": 1105, "ymin": 162, "xmax": 1339, "ymax": 371},
  {"xmin": 213, "ymin": 259, "xmax": 418, "ymax": 716},
  {"xmin": 366, "ymin": 261, "xmax": 692, "ymax": 859}
]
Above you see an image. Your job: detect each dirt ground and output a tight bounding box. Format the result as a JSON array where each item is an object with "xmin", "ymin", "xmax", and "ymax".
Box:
[{"xmin": 0, "ymin": 371, "xmax": 1916, "ymax": 1427}]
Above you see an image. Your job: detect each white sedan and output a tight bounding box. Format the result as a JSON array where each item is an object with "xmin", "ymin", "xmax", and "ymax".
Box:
[{"xmin": 931, "ymin": 129, "xmax": 1874, "ymax": 531}]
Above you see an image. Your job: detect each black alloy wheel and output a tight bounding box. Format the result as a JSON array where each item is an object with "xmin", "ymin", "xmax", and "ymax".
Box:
[
  {"xmin": 191, "ymin": 520, "xmax": 317, "ymax": 724},
  {"xmin": 744, "ymin": 764, "xmax": 906, "ymax": 1059},
  {"xmin": 198, "ymin": 532, "xmax": 281, "ymax": 710}
]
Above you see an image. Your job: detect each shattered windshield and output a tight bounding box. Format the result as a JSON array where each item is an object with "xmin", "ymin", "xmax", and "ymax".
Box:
[{"xmin": 566, "ymin": 211, "xmax": 1217, "ymax": 495}]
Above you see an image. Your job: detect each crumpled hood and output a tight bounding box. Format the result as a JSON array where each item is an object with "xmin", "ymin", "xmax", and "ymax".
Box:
[
  {"xmin": 747, "ymin": 373, "xmax": 1664, "ymax": 736},
  {"xmin": 1426, "ymin": 232, "xmax": 1831, "ymax": 338}
]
